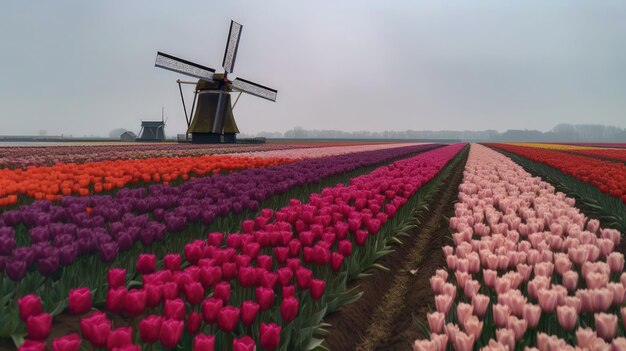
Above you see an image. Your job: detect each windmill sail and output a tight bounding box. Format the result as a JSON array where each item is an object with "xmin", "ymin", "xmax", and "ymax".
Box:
[
  {"xmin": 155, "ymin": 52, "xmax": 215, "ymax": 80},
  {"xmin": 231, "ymin": 77, "xmax": 277, "ymax": 102},
  {"xmin": 222, "ymin": 21, "xmax": 243, "ymax": 73}
]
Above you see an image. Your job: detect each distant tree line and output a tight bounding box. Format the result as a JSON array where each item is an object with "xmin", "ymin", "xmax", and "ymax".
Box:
[{"xmin": 239, "ymin": 124, "xmax": 626, "ymax": 142}]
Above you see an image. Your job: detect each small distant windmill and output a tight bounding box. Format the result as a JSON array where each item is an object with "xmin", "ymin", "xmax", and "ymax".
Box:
[
  {"xmin": 137, "ymin": 107, "xmax": 167, "ymax": 142},
  {"xmin": 155, "ymin": 20, "xmax": 278, "ymax": 144}
]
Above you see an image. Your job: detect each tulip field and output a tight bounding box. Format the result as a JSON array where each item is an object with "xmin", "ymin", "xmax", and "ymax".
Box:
[{"xmin": 0, "ymin": 141, "xmax": 625, "ymax": 351}]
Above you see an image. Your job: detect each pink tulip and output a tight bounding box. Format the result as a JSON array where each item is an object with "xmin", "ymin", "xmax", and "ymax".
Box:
[
  {"xmin": 608, "ymin": 282, "xmax": 625, "ymax": 306},
  {"xmin": 516, "ymin": 264, "xmax": 532, "ymax": 282},
  {"xmin": 434, "ymin": 295, "xmax": 453, "ymax": 315},
  {"xmin": 492, "ymin": 304, "xmax": 510, "ymax": 328},
  {"xmin": 563, "ymin": 296, "xmax": 582, "ymax": 314},
  {"xmin": 612, "ymin": 338, "xmax": 626, "ymax": 351},
  {"xmin": 575, "ymin": 327, "xmax": 597, "ymax": 349},
  {"xmin": 481, "ymin": 340, "xmax": 510, "ymax": 351},
  {"xmin": 456, "ymin": 303, "xmax": 473, "ymax": 325},
  {"xmin": 482, "ymin": 269, "xmax": 497, "ymax": 289},
  {"xmin": 430, "ymin": 276, "xmax": 444, "ymax": 294},
  {"xmin": 435, "ymin": 269, "xmax": 448, "ymax": 281},
  {"xmin": 463, "ymin": 280, "xmax": 480, "ymax": 298},
  {"xmin": 562, "ymin": 271, "xmax": 578, "ymax": 292},
  {"xmin": 462, "ymin": 316, "xmax": 482, "ymax": 340},
  {"xmin": 446, "ymin": 255, "xmax": 457, "ymax": 270},
  {"xmin": 455, "ymin": 271, "xmax": 469, "ymax": 289},
  {"xmin": 522, "ymin": 304, "xmax": 541, "ymax": 328},
  {"xmin": 591, "ymin": 288, "xmax": 614, "ymax": 312},
  {"xmin": 622, "ymin": 307, "xmax": 626, "ymax": 330},
  {"xmin": 495, "ymin": 328, "xmax": 515, "ymax": 351},
  {"xmin": 444, "ymin": 323, "xmax": 460, "ymax": 344},
  {"xmin": 451, "ymin": 331, "xmax": 474, "ymax": 351},
  {"xmin": 427, "ymin": 312, "xmax": 445, "ymax": 334},
  {"xmin": 556, "ymin": 305, "xmax": 577, "ymax": 330},
  {"xmin": 608, "ymin": 252, "xmax": 625, "ymax": 273},
  {"xmin": 537, "ymin": 289, "xmax": 557, "ymax": 312},
  {"xmin": 430, "ymin": 334, "xmax": 448, "ymax": 351},
  {"xmin": 595, "ymin": 313, "xmax": 617, "ymax": 341},
  {"xmin": 586, "ymin": 272, "xmax": 609, "ymax": 290},
  {"xmin": 471, "ymin": 294, "xmax": 489, "ymax": 318},
  {"xmin": 442, "ymin": 283, "xmax": 456, "ymax": 299},
  {"xmin": 554, "ymin": 256, "xmax": 571, "ymax": 275},
  {"xmin": 412, "ymin": 340, "xmax": 437, "ymax": 351},
  {"xmin": 507, "ymin": 316, "xmax": 527, "ymax": 341}
]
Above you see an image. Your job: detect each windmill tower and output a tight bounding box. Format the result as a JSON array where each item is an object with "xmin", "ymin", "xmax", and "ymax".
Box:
[
  {"xmin": 137, "ymin": 108, "xmax": 167, "ymax": 142},
  {"xmin": 155, "ymin": 20, "xmax": 278, "ymax": 144}
]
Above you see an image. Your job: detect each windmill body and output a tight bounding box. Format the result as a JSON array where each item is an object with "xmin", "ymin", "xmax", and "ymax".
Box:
[{"xmin": 155, "ymin": 21, "xmax": 277, "ymax": 144}]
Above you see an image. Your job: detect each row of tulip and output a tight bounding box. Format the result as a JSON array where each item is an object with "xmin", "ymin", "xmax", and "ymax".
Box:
[
  {"xmin": 0, "ymin": 155, "xmax": 294, "ymax": 206},
  {"xmin": 507, "ymin": 143, "xmax": 603, "ymax": 151},
  {"xmin": 231, "ymin": 143, "xmax": 422, "ymax": 159},
  {"xmin": 0, "ymin": 143, "xmax": 313, "ymax": 169},
  {"xmin": 11, "ymin": 144, "xmax": 466, "ymax": 350},
  {"xmin": 508, "ymin": 143, "xmax": 626, "ymax": 164},
  {"xmin": 485, "ymin": 143, "xmax": 626, "ymax": 204},
  {"xmin": 0, "ymin": 144, "xmax": 440, "ymax": 282},
  {"xmin": 414, "ymin": 144, "xmax": 625, "ymax": 351}
]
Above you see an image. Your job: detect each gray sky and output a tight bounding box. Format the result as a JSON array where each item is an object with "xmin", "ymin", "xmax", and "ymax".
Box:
[{"xmin": 1, "ymin": 1, "xmax": 625, "ymax": 137}]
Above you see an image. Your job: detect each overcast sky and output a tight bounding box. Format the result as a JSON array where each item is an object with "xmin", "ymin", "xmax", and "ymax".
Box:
[{"xmin": 1, "ymin": 1, "xmax": 625, "ymax": 137}]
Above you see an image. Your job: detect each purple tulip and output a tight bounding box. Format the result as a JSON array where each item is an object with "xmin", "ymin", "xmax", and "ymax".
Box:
[
  {"xmin": 6, "ymin": 259, "xmax": 27, "ymax": 281},
  {"xmin": 0, "ymin": 235, "xmax": 16, "ymax": 256},
  {"xmin": 99, "ymin": 242, "xmax": 119, "ymax": 263},
  {"xmin": 59, "ymin": 245, "xmax": 78, "ymax": 266}
]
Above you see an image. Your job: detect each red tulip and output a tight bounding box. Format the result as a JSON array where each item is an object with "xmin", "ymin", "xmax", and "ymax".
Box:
[
  {"xmin": 52, "ymin": 333, "xmax": 82, "ymax": 351},
  {"xmin": 280, "ymin": 296, "xmax": 299, "ymax": 323},
  {"xmin": 217, "ymin": 306, "xmax": 240, "ymax": 333},
  {"xmin": 338, "ymin": 240, "xmax": 352, "ymax": 257},
  {"xmin": 111, "ymin": 345, "xmax": 141, "ymax": 351},
  {"xmin": 106, "ymin": 287, "xmax": 127, "ymax": 313},
  {"xmin": 295, "ymin": 267, "xmax": 312, "ymax": 289},
  {"xmin": 222, "ymin": 262, "xmax": 238, "ymax": 281},
  {"xmin": 241, "ymin": 300, "xmax": 260, "ymax": 325},
  {"xmin": 330, "ymin": 252, "xmax": 344, "ymax": 272},
  {"xmin": 139, "ymin": 315, "xmax": 162, "ymax": 344},
  {"xmin": 159, "ymin": 319, "xmax": 184, "ymax": 349},
  {"xmin": 80, "ymin": 312, "xmax": 111, "ymax": 348},
  {"xmin": 185, "ymin": 243, "xmax": 203, "ymax": 265},
  {"xmin": 233, "ymin": 336, "xmax": 255, "ymax": 351},
  {"xmin": 202, "ymin": 298, "xmax": 223, "ymax": 324},
  {"xmin": 309, "ymin": 279, "xmax": 326, "ymax": 301},
  {"xmin": 107, "ymin": 268, "xmax": 126, "ymax": 288},
  {"xmin": 255, "ymin": 286, "xmax": 275, "ymax": 311},
  {"xmin": 238, "ymin": 266, "xmax": 256, "ymax": 288},
  {"xmin": 187, "ymin": 311, "xmax": 203, "ymax": 335},
  {"xmin": 355, "ymin": 229, "xmax": 368, "ymax": 246},
  {"xmin": 260, "ymin": 322, "xmax": 282, "ymax": 350},
  {"xmin": 106, "ymin": 326, "xmax": 132, "ymax": 350},
  {"xmin": 183, "ymin": 282, "xmax": 205, "ymax": 306},
  {"xmin": 207, "ymin": 232, "xmax": 224, "ymax": 246},
  {"xmin": 68, "ymin": 288, "xmax": 92, "ymax": 315},
  {"xmin": 164, "ymin": 298, "xmax": 186, "ymax": 321},
  {"xmin": 275, "ymin": 268, "xmax": 292, "ymax": 287},
  {"xmin": 214, "ymin": 282, "xmax": 231, "ymax": 303},
  {"xmin": 260, "ymin": 271, "xmax": 278, "ymax": 289},
  {"xmin": 124, "ymin": 289, "xmax": 147, "ymax": 317},
  {"xmin": 136, "ymin": 254, "xmax": 156, "ymax": 275},
  {"xmin": 162, "ymin": 281, "xmax": 179, "ymax": 300},
  {"xmin": 274, "ymin": 247, "xmax": 289, "ymax": 264},
  {"xmin": 257, "ymin": 255, "xmax": 273, "ymax": 271},
  {"xmin": 144, "ymin": 283, "xmax": 162, "ymax": 308},
  {"xmin": 199, "ymin": 266, "xmax": 222, "ymax": 287},
  {"xmin": 17, "ymin": 340, "xmax": 45, "ymax": 351},
  {"xmin": 242, "ymin": 220, "xmax": 255, "ymax": 233},
  {"xmin": 193, "ymin": 334, "xmax": 216, "ymax": 351},
  {"xmin": 282, "ymin": 285, "xmax": 296, "ymax": 297},
  {"xmin": 26, "ymin": 313, "xmax": 52, "ymax": 341},
  {"xmin": 18, "ymin": 294, "xmax": 43, "ymax": 321},
  {"xmin": 164, "ymin": 253, "xmax": 182, "ymax": 271}
]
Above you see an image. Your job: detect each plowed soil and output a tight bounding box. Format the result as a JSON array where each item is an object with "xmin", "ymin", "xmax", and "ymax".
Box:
[{"xmin": 322, "ymin": 149, "xmax": 468, "ymax": 351}]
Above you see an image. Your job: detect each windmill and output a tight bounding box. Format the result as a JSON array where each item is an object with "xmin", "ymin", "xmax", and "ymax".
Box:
[
  {"xmin": 137, "ymin": 107, "xmax": 167, "ymax": 142},
  {"xmin": 155, "ymin": 20, "xmax": 278, "ymax": 144}
]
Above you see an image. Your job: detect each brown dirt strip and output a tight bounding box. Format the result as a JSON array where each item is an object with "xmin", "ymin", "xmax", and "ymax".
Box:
[{"xmin": 322, "ymin": 149, "xmax": 468, "ymax": 351}]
